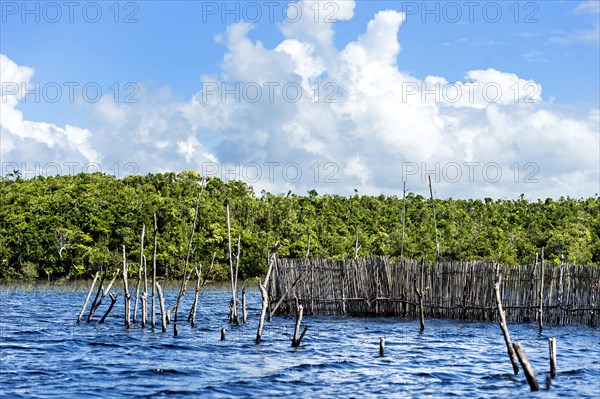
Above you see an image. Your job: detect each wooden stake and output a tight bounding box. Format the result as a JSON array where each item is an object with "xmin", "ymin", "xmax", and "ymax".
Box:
[
  {"xmin": 539, "ymin": 248, "xmax": 544, "ymax": 334},
  {"xmin": 513, "ymin": 342, "xmax": 539, "ymax": 391},
  {"xmin": 132, "ymin": 265, "xmax": 141, "ymax": 325},
  {"xmin": 141, "ymin": 291, "xmax": 147, "ymax": 328},
  {"xmin": 549, "ymin": 337, "xmax": 557, "ymax": 378},
  {"xmin": 77, "ymin": 271, "xmax": 99, "ymax": 323},
  {"xmin": 133, "ymin": 224, "xmax": 145, "ymax": 324},
  {"xmin": 231, "ymin": 233, "xmax": 242, "ymax": 324},
  {"xmin": 379, "ymin": 337, "xmax": 385, "ymax": 357},
  {"xmin": 122, "ymin": 245, "xmax": 131, "ymax": 329},
  {"xmin": 557, "ymin": 259, "xmax": 564, "ymax": 325},
  {"xmin": 99, "ymin": 293, "xmax": 117, "ymax": 323},
  {"xmin": 151, "ymin": 213, "xmax": 158, "ymax": 329},
  {"xmin": 141, "ymin": 255, "xmax": 147, "ymax": 328},
  {"xmin": 291, "ymin": 297, "xmax": 308, "ymax": 347},
  {"xmin": 156, "ymin": 282, "xmax": 167, "ymax": 333},
  {"xmin": 242, "ymin": 287, "xmax": 247, "ymax": 324},
  {"xmin": 495, "ymin": 275, "xmax": 520, "ymax": 374},
  {"xmin": 257, "ymin": 242, "xmax": 279, "ymax": 344},
  {"xmin": 414, "ymin": 258, "xmax": 425, "ymax": 332}
]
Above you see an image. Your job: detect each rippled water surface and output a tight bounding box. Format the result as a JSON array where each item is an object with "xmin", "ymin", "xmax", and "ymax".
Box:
[{"xmin": 1, "ymin": 284, "xmax": 599, "ymax": 398}]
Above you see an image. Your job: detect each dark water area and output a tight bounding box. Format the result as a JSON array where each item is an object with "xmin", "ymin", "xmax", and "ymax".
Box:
[{"xmin": 1, "ymin": 284, "xmax": 599, "ymax": 398}]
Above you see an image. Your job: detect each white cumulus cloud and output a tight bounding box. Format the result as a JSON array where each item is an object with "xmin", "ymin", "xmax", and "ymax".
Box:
[
  {"xmin": 1, "ymin": 0, "xmax": 598, "ymax": 199},
  {"xmin": 1, "ymin": 54, "xmax": 100, "ymax": 170}
]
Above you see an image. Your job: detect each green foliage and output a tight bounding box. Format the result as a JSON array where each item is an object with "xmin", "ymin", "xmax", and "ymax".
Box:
[{"xmin": 0, "ymin": 172, "xmax": 598, "ymax": 280}]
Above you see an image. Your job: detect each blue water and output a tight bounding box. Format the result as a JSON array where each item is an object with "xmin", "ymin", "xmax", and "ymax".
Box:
[{"xmin": 1, "ymin": 284, "xmax": 599, "ymax": 398}]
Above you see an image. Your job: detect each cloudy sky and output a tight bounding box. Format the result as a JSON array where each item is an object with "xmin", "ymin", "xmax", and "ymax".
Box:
[{"xmin": 1, "ymin": 0, "xmax": 599, "ymax": 199}]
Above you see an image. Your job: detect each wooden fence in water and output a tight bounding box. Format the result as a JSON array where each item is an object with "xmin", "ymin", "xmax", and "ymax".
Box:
[{"xmin": 269, "ymin": 257, "xmax": 600, "ymax": 326}]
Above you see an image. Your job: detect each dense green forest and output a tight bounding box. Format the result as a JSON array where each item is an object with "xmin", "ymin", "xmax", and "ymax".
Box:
[{"xmin": 0, "ymin": 171, "xmax": 598, "ymax": 280}]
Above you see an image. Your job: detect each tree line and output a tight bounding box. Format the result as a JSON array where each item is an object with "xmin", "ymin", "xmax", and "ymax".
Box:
[{"xmin": 0, "ymin": 171, "xmax": 598, "ymax": 280}]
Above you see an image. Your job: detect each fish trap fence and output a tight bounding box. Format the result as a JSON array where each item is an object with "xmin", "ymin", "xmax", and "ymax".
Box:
[{"xmin": 269, "ymin": 257, "xmax": 600, "ymax": 326}]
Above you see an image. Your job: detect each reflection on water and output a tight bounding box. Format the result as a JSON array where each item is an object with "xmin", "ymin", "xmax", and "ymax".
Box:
[{"xmin": 1, "ymin": 285, "xmax": 599, "ymax": 398}]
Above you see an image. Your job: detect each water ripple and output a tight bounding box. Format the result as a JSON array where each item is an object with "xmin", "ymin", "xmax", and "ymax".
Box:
[{"xmin": 1, "ymin": 286, "xmax": 599, "ymax": 398}]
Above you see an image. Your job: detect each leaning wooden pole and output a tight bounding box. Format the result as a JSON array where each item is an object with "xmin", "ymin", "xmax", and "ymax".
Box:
[
  {"xmin": 257, "ymin": 242, "xmax": 279, "ymax": 344},
  {"xmin": 428, "ymin": 175, "xmax": 440, "ymax": 260},
  {"xmin": 270, "ymin": 269, "xmax": 308, "ymax": 319},
  {"xmin": 122, "ymin": 245, "xmax": 131, "ymax": 329},
  {"xmin": 538, "ymin": 247, "xmax": 545, "ymax": 334},
  {"xmin": 513, "ymin": 342, "xmax": 539, "ymax": 391},
  {"xmin": 167, "ymin": 272, "xmax": 194, "ymax": 323},
  {"xmin": 99, "ymin": 293, "xmax": 117, "ymax": 323},
  {"xmin": 151, "ymin": 213, "xmax": 158, "ymax": 329},
  {"xmin": 495, "ymin": 275, "xmax": 520, "ymax": 374},
  {"xmin": 77, "ymin": 271, "xmax": 99, "ymax": 323},
  {"xmin": 134, "ymin": 224, "xmax": 145, "ymax": 324},
  {"xmin": 549, "ymin": 337, "xmax": 557, "ymax": 378},
  {"xmin": 173, "ymin": 178, "xmax": 204, "ymax": 334}
]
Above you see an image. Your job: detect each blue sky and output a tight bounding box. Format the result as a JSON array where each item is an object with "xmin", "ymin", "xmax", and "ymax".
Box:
[{"xmin": 1, "ymin": 1, "xmax": 599, "ymax": 198}]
